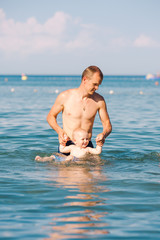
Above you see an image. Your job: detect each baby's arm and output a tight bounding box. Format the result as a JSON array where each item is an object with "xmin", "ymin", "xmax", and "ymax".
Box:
[
  {"xmin": 59, "ymin": 145, "xmax": 75, "ymax": 162},
  {"xmin": 59, "ymin": 144, "xmax": 72, "ymax": 154},
  {"xmin": 87, "ymin": 145, "xmax": 102, "ymax": 155}
]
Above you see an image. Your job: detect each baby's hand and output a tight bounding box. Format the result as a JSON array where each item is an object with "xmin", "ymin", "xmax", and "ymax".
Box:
[
  {"xmin": 96, "ymin": 141, "xmax": 102, "ymax": 147},
  {"xmin": 96, "ymin": 133, "xmax": 105, "ymax": 147}
]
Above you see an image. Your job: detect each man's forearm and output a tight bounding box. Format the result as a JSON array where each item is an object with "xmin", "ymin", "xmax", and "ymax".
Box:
[
  {"xmin": 46, "ymin": 114, "xmax": 62, "ymax": 135},
  {"xmin": 103, "ymin": 123, "xmax": 112, "ymax": 138}
]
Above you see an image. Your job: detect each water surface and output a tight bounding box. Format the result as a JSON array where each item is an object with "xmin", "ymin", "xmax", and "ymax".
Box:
[{"xmin": 0, "ymin": 75, "xmax": 160, "ymax": 239}]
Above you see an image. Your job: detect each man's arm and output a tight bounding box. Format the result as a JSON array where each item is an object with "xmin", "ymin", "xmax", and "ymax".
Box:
[
  {"xmin": 96, "ymin": 96, "xmax": 112, "ymax": 146},
  {"xmin": 47, "ymin": 91, "xmax": 69, "ymax": 145}
]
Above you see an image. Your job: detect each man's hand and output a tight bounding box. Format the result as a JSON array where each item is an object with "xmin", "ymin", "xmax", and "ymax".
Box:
[
  {"xmin": 58, "ymin": 131, "xmax": 69, "ymax": 146},
  {"xmin": 96, "ymin": 133, "xmax": 105, "ymax": 147}
]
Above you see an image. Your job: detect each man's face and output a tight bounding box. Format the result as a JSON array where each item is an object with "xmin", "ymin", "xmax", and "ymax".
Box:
[{"xmin": 84, "ymin": 72, "xmax": 102, "ymax": 95}]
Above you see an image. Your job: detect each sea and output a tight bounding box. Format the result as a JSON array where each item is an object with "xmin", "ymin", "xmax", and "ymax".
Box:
[{"xmin": 0, "ymin": 75, "xmax": 160, "ymax": 240}]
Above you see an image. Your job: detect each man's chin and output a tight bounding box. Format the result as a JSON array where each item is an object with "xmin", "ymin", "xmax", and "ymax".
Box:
[
  {"xmin": 88, "ymin": 91, "xmax": 94, "ymax": 96},
  {"xmin": 90, "ymin": 90, "xmax": 95, "ymax": 94}
]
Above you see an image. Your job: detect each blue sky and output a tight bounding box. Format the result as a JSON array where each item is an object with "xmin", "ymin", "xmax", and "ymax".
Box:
[{"xmin": 0, "ymin": 0, "xmax": 160, "ymax": 75}]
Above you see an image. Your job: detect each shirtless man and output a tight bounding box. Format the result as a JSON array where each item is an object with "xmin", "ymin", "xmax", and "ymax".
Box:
[{"xmin": 47, "ymin": 65, "xmax": 112, "ymax": 153}]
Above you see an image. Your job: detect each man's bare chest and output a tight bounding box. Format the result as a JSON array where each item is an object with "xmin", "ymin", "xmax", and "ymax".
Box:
[{"xmin": 63, "ymin": 97, "xmax": 98, "ymax": 119}]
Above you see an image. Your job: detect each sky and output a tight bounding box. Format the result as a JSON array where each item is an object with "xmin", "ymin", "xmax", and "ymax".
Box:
[{"xmin": 0, "ymin": 0, "xmax": 160, "ymax": 75}]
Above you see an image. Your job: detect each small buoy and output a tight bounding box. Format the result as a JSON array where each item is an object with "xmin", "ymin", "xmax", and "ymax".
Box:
[
  {"xmin": 139, "ymin": 91, "xmax": 143, "ymax": 95},
  {"xmin": 21, "ymin": 73, "xmax": 28, "ymax": 81},
  {"xmin": 55, "ymin": 89, "xmax": 59, "ymax": 94},
  {"xmin": 34, "ymin": 89, "xmax": 38, "ymax": 93},
  {"xmin": 109, "ymin": 90, "xmax": 114, "ymax": 95},
  {"xmin": 155, "ymin": 81, "xmax": 159, "ymax": 86},
  {"xmin": 11, "ymin": 88, "xmax": 15, "ymax": 92}
]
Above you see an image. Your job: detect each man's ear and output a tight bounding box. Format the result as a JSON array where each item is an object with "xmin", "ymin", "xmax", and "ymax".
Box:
[{"xmin": 82, "ymin": 76, "xmax": 87, "ymax": 83}]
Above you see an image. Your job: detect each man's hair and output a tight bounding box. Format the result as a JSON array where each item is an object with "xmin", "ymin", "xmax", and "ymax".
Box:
[{"xmin": 82, "ymin": 66, "xmax": 103, "ymax": 82}]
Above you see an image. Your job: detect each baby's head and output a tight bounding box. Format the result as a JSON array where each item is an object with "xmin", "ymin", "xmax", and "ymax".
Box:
[{"xmin": 72, "ymin": 128, "xmax": 89, "ymax": 148}]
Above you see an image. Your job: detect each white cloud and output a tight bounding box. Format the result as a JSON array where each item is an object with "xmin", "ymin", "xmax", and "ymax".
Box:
[
  {"xmin": 108, "ymin": 34, "xmax": 160, "ymax": 51},
  {"xmin": 1, "ymin": 7, "xmax": 159, "ymax": 62},
  {"xmin": 134, "ymin": 34, "xmax": 160, "ymax": 48},
  {"xmin": 0, "ymin": 8, "xmax": 96, "ymax": 56},
  {"xmin": 0, "ymin": 9, "xmax": 65, "ymax": 54},
  {"xmin": 66, "ymin": 23, "xmax": 95, "ymax": 50},
  {"xmin": 110, "ymin": 37, "xmax": 131, "ymax": 49}
]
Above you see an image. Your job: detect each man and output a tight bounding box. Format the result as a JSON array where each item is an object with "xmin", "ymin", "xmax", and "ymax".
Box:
[{"xmin": 47, "ymin": 66, "xmax": 112, "ymax": 154}]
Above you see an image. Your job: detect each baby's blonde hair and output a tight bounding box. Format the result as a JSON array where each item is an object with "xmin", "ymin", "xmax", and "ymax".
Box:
[{"xmin": 72, "ymin": 128, "xmax": 88, "ymax": 140}]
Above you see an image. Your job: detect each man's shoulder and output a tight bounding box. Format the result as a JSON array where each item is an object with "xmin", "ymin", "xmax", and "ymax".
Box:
[
  {"xmin": 92, "ymin": 92, "xmax": 104, "ymax": 101},
  {"xmin": 59, "ymin": 88, "xmax": 76, "ymax": 98}
]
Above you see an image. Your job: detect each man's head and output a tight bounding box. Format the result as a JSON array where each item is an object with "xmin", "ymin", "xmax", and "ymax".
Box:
[
  {"xmin": 82, "ymin": 66, "xmax": 103, "ymax": 83},
  {"xmin": 81, "ymin": 66, "xmax": 103, "ymax": 95}
]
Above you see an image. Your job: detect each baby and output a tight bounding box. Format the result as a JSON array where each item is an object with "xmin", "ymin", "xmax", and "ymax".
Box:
[{"xmin": 35, "ymin": 128, "xmax": 102, "ymax": 162}]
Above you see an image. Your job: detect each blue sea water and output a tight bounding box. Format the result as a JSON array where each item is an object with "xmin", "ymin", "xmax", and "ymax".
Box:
[{"xmin": 0, "ymin": 75, "xmax": 160, "ymax": 240}]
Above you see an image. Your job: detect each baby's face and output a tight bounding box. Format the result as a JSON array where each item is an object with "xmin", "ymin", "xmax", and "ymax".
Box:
[{"xmin": 75, "ymin": 131, "xmax": 89, "ymax": 148}]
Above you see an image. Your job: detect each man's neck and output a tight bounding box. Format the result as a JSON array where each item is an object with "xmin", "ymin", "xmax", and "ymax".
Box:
[{"xmin": 77, "ymin": 85, "xmax": 90, "ymax": 99}]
